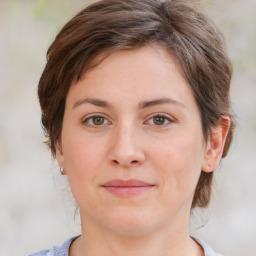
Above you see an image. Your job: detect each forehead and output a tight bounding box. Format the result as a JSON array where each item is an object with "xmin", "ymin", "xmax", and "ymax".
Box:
[
  {"xmin": 67, "ymin": 45, "xmax": 196, "ymax": 109},
  {"xmin": 85, "ymin": 44, "xmax": 183, "ymax": 77},
  {"xmin": 79, "ymin": 46, "xmax": 183, "ymax": 85}
]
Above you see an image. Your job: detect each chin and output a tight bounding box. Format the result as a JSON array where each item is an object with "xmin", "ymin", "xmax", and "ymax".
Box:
[{"xmin": 103, "ymin": 210, "xmax": 157, "ymax": 236}]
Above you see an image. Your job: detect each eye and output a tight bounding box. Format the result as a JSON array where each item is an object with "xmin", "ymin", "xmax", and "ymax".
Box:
[
  {"xmin": 146, "ymin": 114, "xmax": 173, "ymax": 127},
  {"xmin": 82, "ymin": 114, "xmax": 110, "ymax": 127}
]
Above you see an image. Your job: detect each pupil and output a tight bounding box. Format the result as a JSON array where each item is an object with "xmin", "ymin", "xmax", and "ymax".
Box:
[
  {"xmin": 154, "ymin": 116, "xmax": 165, "ymax": 125},
  {"xmin": 93, "ymin": 117, "xmax": 104, "ymax": 125}
]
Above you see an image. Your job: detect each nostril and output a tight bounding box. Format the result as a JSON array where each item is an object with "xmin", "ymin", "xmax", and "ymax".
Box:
[
  {"xmin": 112, "ymin": 160, "xmax": 119, "ymax": 165},
  {"xmin": 111, "ymin": 159, "xmax": 139, "ymax": 166}
]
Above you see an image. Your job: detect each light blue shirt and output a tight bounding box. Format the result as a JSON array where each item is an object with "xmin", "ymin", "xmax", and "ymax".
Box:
[{"xmin": 29, "ymin": 236, "xmax": 223, "ymax": 256}]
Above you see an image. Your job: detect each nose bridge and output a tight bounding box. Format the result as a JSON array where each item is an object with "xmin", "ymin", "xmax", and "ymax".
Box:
[
  {"xmin": 108, "ymin": 119, "xmax": 145, "ymax": 167},
  {"xmin": 117, "ymin": 120, "xmax": 134, "ymax": 144}
]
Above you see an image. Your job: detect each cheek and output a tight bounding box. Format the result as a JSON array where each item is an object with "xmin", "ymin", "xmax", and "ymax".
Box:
[
  {"xmin": 62, "ymin": 123, "xmax": 105, "ymax": 167},
  {"xmin": 61, "ymin": 135, "xmax": 108, "ymax": 207},
  {"xmin": 150, "ymin": 134, "xmax": 203, "ymax": 190},
  {"xmin": 61, "ymin": 131, "xmax": 107, "ymax": 190}
]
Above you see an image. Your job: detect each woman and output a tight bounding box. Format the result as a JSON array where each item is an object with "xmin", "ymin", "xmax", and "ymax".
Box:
[{"xmin": 30, "ymin": 0, "xmax": 235, "ymax": 255}]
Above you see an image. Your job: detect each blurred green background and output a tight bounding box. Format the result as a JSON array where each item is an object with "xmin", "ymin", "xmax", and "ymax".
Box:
[{"xmin": 0, "ymin": 0, "xmax": 255, "ymax": 255}]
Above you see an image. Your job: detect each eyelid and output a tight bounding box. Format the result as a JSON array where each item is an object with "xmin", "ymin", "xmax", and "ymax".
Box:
[
  {"xmin": 82, "ymin": 113, "xmax": 112, "ymax": 127},
  {"xmin": 81, "ymin": 112, "xmax": 174, "ymax": 128},
  {"xmin": 144, "ymin": 113, "xmax": 174, "ymax": 126}
]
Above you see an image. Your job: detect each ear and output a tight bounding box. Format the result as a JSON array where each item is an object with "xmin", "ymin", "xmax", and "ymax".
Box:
[
  {"xmin": 56, "ymin": 141, "xmax": 65, "ymax": 171},
  {"xmin": 202, "ymin": 116, "xmax": 231, "ymax": 173}
]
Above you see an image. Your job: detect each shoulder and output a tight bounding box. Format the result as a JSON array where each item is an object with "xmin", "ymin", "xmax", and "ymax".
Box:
[
  {"xmin": 28, "ymin": 236, "xmax": 78, "ymax": 256},
  {"xmin": 192, "ymin": 236, "xmax": 224, "ymax": 256}
]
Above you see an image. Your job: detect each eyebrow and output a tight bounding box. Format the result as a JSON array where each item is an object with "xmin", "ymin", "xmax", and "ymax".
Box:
[
  {"xmin": 138, "ymin": 98, "xmax": 185, "ymax": 109},
  {"xmin": 73, "ymin": 98, "xmax": 113, "ymax": 109},
  {"xmin": 73, "ymin": 97, "xmax": 185, "ymax": 109}
]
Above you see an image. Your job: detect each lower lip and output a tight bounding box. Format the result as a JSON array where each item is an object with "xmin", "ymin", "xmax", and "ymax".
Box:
[{"xmin": 102, "ymin": 186, "xmax": 154, "ymax": 196}]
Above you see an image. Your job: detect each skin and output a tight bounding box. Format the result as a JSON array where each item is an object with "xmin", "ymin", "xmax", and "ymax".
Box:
[{"xmin": 56, "ymin": 45, "xmax": 230, "ymax": 256}]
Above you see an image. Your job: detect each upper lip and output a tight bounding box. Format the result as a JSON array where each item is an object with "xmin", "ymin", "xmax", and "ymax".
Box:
[{"xmin": 102, "ymin": 179, "xmax": 154, "ymax": 187}]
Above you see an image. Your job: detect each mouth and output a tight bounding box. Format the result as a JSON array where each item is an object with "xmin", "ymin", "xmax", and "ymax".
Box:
[{"xmin": 101, "ymin": 179, "xmax": 155, "ymax": 197}]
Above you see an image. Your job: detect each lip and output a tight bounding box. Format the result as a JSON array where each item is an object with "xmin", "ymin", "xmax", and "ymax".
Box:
[{"xmin": 101, "ymin": 179, "xmax": 155, "ymax": 196}]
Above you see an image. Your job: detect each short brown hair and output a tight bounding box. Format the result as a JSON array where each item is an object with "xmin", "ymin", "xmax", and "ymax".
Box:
[{"xmin": 38, "ymin": 0, "xmax": 235, "ymax": 208}]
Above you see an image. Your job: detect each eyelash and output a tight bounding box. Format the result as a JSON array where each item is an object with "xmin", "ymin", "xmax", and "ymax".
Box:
[
  {"xmin": 82, "ymin": 113, "xmax": 174, "ymax": 128},
  {"xmin": 82, "ymin": 113, "xmax": 111, "ymax": 128},
  {"xmin": 145, "ymin": 113, "xmax": 173, "ymax": 127}
]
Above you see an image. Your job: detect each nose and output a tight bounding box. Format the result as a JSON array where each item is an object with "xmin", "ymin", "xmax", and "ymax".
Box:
[{"xmin": 108, "ymin": 124, "xmax": 145, "ymax": 168}]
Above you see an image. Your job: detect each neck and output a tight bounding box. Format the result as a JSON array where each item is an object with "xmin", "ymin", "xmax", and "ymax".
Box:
[{"xmin": 70, "ymin": 213, "xmax": 203, "ymax": 256}]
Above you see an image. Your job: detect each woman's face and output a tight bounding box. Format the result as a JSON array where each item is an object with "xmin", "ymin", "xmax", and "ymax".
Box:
[{"xmin": 57, "ymin": 45, "xmax": 217, "ymax": 235}]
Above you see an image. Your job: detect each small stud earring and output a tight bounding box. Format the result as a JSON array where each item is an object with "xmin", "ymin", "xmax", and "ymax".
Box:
[{"xmin": 60, "ymin": 167, "xmax": 66, "ymax": 175}]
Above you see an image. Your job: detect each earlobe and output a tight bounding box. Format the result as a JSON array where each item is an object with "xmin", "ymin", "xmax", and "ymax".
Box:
[
  {"xmin": 202, "ymin": 116, "xmax": 231, "ymax": 173},
  {"xmin": 55, "ymin": 141, "xmax": 65, "ymax": 169}
]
